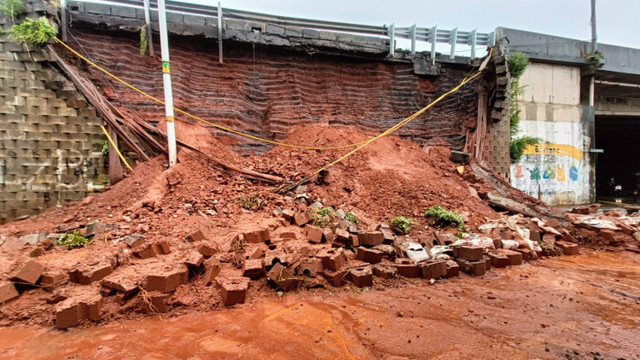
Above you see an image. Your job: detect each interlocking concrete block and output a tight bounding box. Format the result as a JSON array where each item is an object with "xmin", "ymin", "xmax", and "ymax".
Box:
[
  {"xmin": 219, "ymin": 277, "xmax": 249, "ymax": 307},
  {"xmin": 372, "ymin": 264, "xmax": 396, "ymax": 279},
  {"xmin": 355, "ymin": 247, "xmax": 384, "ymax": 264},
  {"xmin": 486, "ymin": 251, "xmax": 509, "ymax": 268},
  {"xmin": 202, "ymin": 258, "xmax": 221, "ymax": 285},
  {"xmin": 420, "ymin": 260, "xmax": 447, "ymax": 279},
  {"xmin": 305, "ymin": 225, "xmax": 323, "ymax": 244},
  {"xmin": 319, "ymin": 248, "xmax": 346, "ymax": 271},
  {"xmin": 69, "ymin": 263, "xmax": 113, "ymax": 285},
  {"xmin": 145, "ymin": 264, "xmax": 189, "ymax": 293},
  {"xmin": 358, "ymin": 231, "xmax": 384, "ymax": 247},
  {"xmin": 55, "ymin": 291, "xmax": 103, "ymax": 329},
  {"xmin": 456, "ymin": 259, "xmax": 486, "ymax": 276},
  {"xmin": 267, "ymin": 262, "xmax": 299, "ymax": 291},
  {"xmin": 395, "ymin": 258, "xmax": 421, "ymax": 278},
  {"xmin": 556, "ymin": 241, "xmax": 579, "ymax": 256},
  {"xmin": 11, "ymin": 260, "xmax": 44, "ymax": 285},
  {"xmin": 445, "ymin": 260, "xmax": 459, "ymax": 277},
  {"xmin": 349, "ymin": 266, "xmax": 373, "ymax": 287},
  {"xmin": 244, "ymin": 228, "xmax": 270, "ymax": 243},
  {"xmin": 322, "ymin": 269, "xmax": 347, "ymax": 287},
  {"xmin": 242, "ymin": 258, "xmax": 265, "ymax": 280},
  {"xmin": 453, "ymin": 245, "xmax": 484, "ymax": 261},
  {"xmin": 0, "ymin": 281, "xmax": 19, "ymax": 303}
]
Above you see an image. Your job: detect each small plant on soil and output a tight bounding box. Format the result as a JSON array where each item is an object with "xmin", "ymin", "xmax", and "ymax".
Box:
[
  {"xmin": 390, "ymin": 216, "xmax": 416, "ymax": 235},
  {"xmin": 423, "ymin": 205, "xmax": 466, "ymax": 235},
  {"xmin": 344, "ymin": 211, "xmax": 357, "ymax": 224},
  {"xmin": 57, "ymin": 232, "xmax": 92, "ymax": 250},
  {"xmin": 312, "ymin": 207, "xmax": 334, "ymax": 228},
  {"xmin": 237, "ymin": 193, "xmax": 265, "ymax": 211},
  {"xmin": 9, "ymin": 16, "xmax": 57, "ymax": 48}
]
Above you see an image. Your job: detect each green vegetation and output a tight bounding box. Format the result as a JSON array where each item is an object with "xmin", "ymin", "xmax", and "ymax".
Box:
[
  {"xmin": 9, "ymin": 16, "xmax": 57, "ymax": 48},
  {"xmin": 237, "ymin": 193, "xmax": 266, "ymax": 211},
  {"xmin": 584, "ymin": 51, "xmax": 604, "ymax": 72},
  {"xmin": 507, "ymin": 52, "xmax": 541, "ymax": 163},
  {"xmin": 390, "ymin": 216, "xmax": 416, "ymax": 235},
  {"xmin": 139, "ymin": 24, "xmax": 148, "ymax": 56},
  {"xmin": 94, "ymin": 140, "xmax": 109, "ymax": 156},
  {"xmin": 344, "ymin": 211, "xmax": 357, "ymax": 224},
  {"xmin": 57, "ymin": 232, "xmax": 92, "ymax": 250},
  {"xmin": 0, "ymin": 0, "xmax": 25, "ymax": 22},
  {"xmin": 424, "ymin": 205, "xmax": 466, "ymax": 235},
  {"xmin": 312, "ymin": 207, "xmax": 334, "ymax": 228}
]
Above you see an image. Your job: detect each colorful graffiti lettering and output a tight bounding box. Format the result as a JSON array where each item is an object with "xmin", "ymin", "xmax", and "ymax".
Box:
[
  {"xmin": 556, "ymin": 164, "xmax": 566, "ymax": 181},
  {"xmin": 515, "ymin": 165, "xmax": 525, "ymax": 178},
  {"xmin": 543, "ymin": 166, "xmax": 555, "ymax": 179},
  {"xmin": 569, "ymin": 166, "xmax": 579, "ymax": 181},
  {"xmin": 528, "ymin": 167, "xmax": 541, "ymax": 181}
]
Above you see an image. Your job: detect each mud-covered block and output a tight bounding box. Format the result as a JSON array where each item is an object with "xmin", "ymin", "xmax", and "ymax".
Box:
[
  {"xmin": 453, "ymin": 245, "xmax": 484, "ymax": 261},
  {"xmin": 69, "ymin": 263, "xmax": 113, "ymax": 285},
  {"xmin": 296, "ymin": 258, "xmax": 322, "ymax": 277},
  {"xmin": 266, "ymin": 263, "xmax": 299, "ymax": 292},
  {"xmin": 323, "ymin": 269, "xmax": 348, "ymax": 287},
  {"xmin": 319, "ymin": 248, "xmax": 346, "ymax": 271},
  {"xmin": 55, "ymin": 292, "xmax": 103, "ymax": 329},
  {"xmin": 334, "ymin": 228, "xmax": 351, "ymax": 247},
  {"xmin": 186, "ymin": 229, "xmax": 207, "ymax": 242},
  {"xmin": 242, "ymin": 259, "xmax": 265, "ymax": 280},
  {"xmin": 456, "ymin": 259, "xmax": 486, "ymax": 276},
  {"xmin": 372, "ymin": 264, "xmax": 396, "ymax": 279},
  {"xmin": 244, "ymin": 229, "xmax": 270, "ymax": 243},
  {"xmin": 305, "ymin": 225, "xmax": 324, "ymax": 244},
  {"xmin": 184, "ymin": 251, "xmax": 204, "ymax": 268},
  {"xmin": 145, "ymin": 264, "xmax": 189, "ymax": 292},
  {"xmin": 219, "ymin": 277, "xmax": 250, "ymax": 307},
  {"xmin": 0, "ymin": 281, "xmax": 19, "ymax": 303},
  {"xmin": 20, "ymin": 232, "xmax": 48, "ymax": 245},
  {"xmin": 202, "ymin": 258, "xmax": 221, "ymax": 285},
  {"xmin": 515, "ymin": 247, "xmax": 534, "ymax": 261},
  {"xmin": 198, "ymin": 243, "xmax": 217, "ymax": 258},
  {"xmin": 11, "ymin": 260, "xmax": 44, "ymax": 285},
  {"xmin": 395, "ymin": 258, "xmax": 421, "ymax": 278},
  {"xmin": 293, "ymin": 211, "xmax": 311, "ymax": 226},
  {"xmin": 487, "ymin": 251, "xmax": 509, "ymax": 268},
  {"xmin": 121, "ymin": 234, "xmax": 145, "ymax": 248},
  {"xmin": 420, "ymin": 260, "xmax": 447, "ymax": 279},
  {"xmin": 152, "ymin": 241, "xmax": 171, "ymax": 255},
  {"xmin": 499, "ymin": 249, "xmax": 523, "ymax": 265},
  {"xmin": 101, "ymin": 273, "xmax": 138, "ymax": 294},
  {"xmin": 377, "ymin": 225, "xmax": 395, "ymax": 244},
  {"xmin": 556, "ymin": 241, "xmax": 579, "ymax": 256},
  {"xmin": 133, "ymin": 244, "xmax": 157, "ymax": 259},
  {"xmin": 142, "ymin": 291, "xmax": 171, "ymax": 313},
  {"xmin": 40, "ymin": 272, "xmax": 67, "ymax": 292},
  {"xmin": 358, "ymin": 231, "xmax": 384, "ymax": 247},
  {"xmin": 355, "ymin": 247, "xmax": 384, "ymax": 264},
  {"xmin": 483, "ymin": 256, "xmax": 492, "ymax": 270},
  {"xmin": 349, "ymin": 267, "xmax": 373, "ymax": 287},
  {"xmin": 445, "ymin": 260, "xmax": 459, "ymax": 277},
  {"xmin": 85, "ymin": 221, "xmax": 117, "ymax": 238}
]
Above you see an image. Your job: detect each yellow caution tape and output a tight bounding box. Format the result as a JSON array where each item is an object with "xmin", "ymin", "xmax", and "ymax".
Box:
[{"xmin": 100, "ymin": 125, "xmax": 133, "ymax": 171}]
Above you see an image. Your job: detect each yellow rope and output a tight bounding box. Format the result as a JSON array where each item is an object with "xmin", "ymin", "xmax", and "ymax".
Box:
[{"xmin": 100, "ymin": 125, "xmax": 133, "ymax": 171}]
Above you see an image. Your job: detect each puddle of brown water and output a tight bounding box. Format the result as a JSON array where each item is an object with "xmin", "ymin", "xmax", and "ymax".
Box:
[{"xmin": 1, "ymin": 250, "xmax": 640, "ymax": 360}]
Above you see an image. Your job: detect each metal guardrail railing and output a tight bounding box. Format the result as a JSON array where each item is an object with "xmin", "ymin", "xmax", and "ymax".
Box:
[{"xmin": 67, "ymin": 0, "xmax": 495, "ymax": 61}]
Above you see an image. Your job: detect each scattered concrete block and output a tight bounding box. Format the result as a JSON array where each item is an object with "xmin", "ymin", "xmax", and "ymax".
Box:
[
  {"xmin": 242, "ymin": 259, "xmax": 265, "ymax": 280},
  {"xmin": 11, "ymin": 260, "xmax": 44, "ymax": 285},
  {"xmin": 55, "ymin": 291, "xmax": 103, "ymax": 329},
  {"xmin": 0, "ymin": 281, "xmax": 19, "ymax": 303},
  {"xmin": 420, "ymin": 260, "xmax": 447, "ymax": 279},
  {"xmin": 515, "ymin": 247, "xmax": 535, "ymax": 261},
  {"xmin": 40, "ymin": 272, "xmax": 66, "ymax": 292},
  {"xmin": 305, "ymin": 225, "xmax": 324, "ymax": 244},
  {"xmin": 296, "ymin": 258, "xmax": 323, "ymax": 277},
  {"xmin": 202, "ymin": 258, "xmax": 221, "ymax": 285},
  {"xmin": 323, "ymin": 269, "xmax": 348, "ymax": 287},
  {"xmin": 69, "ymin": 263, "xmax": 113, "ymax": 285},
  {"xmin": 500, "ymin": 249, "xmax": 523, "ymax": 265},
  {"xmin": 184, "ymin": 252, "xmax": 204, "ymax": 268},
  {"xmin": 556, "ymin": 241, "xmax": 579, "ymax": 256},
  {"xmin": 249, "ymin": 247, "xmax": 264, "ymax": 260},
  {"xmin": 198, "ymin": 243, "xmax": 217, "ymax": 258},
  {"xmin": 349, "ymin": 267, "xmax": 373, "ymax": 287},
  {"xmin": 219, "ymin": 277, "xmax": 250, "ymax": 307},
  {"xmin": 395, "ymin": 258, "xmax": 421, "ymax": 278},
  {"xmin": 121, "ymin": 234, "xmax": 145, "ymax": 248},
  {"xmin": 445, "ymin": 260, "xmax": 459, "ymax": 277},
  {"xmin": 350, "ymin": 234, "xmax": 360, "ymax": 247},
  {"xmin": 355, "ymin": 247, "xmax": 384, "ymax": 264},
  {"xmin": 319, "ymin": 248, "xmax": 346, "ymax": 271},
  {"xmin": 20, "ymin": 232, "xmax": 48, "ymax": 245},
  {"xmin": 435, "ymin": 233, "xmax": 457, "ymax": 245},
  {"xmin": 372, "ymin": 264, "xmax": 396, "ymax": 279},
  {"xmin": 101, "ymin": 273, "xmax": 138, "ymax": 294},
  {"xmin": 334, "ymin": 228, "xmax": 350, "ymax": 247},
  {"xmin": 358, "ymin": 231, "xmax": 384, "ymax": 247},
  {"xmin": 85, "ymin": 222, "xmax": 117, "ymax": 238},
  {"xmin": 322, "ymin": 228, "xmax": 335, "ymax": 243},
  {"xmin": 142, "ymin": 291, "xmax": 170, "ymax": 313},
  {"xmin": 267, "ymin": 263, "xmax": 299, "ymax": 291},
  {"xmin": 264, "ymin": 250, "xmax": 288, "ymax": 269},
  {"xmin": 453, "ymin": 245, "xmax": 484, "ymax": 261},
  {"xmin": 281, "ymin": 209, "xmax": 294, "ymax": 221},
  {"xmin": 456, "ymin": 259, "xmax": 486, "ymax": 276},
  {"xmin": 152, "ymin": 241, "xmax": 171, "ymax": 255},
  {"xmin": 378, "ymin": 226, "xmax": 395, "ymax": 244},
  {"xmin": 145, "ymin": 265, "xmax": 189, "ymax": 292},
  {"xmin": 487, "ymin": 251, "xmax": 509, "ymax": 268},
  {"xmin": 244, "ymin": 229, "xmax": 270, "ymax": 243},
  {"xmin": 293, "ymin": 211, "xmax": 311, "ymax": 226},
  {"xmin": 133, "ymin": 244, "xmax": 157, "ymax": 259},
  {"xmin": 186, "ymin": 229, "xmax": 207, "ymax": 242}
]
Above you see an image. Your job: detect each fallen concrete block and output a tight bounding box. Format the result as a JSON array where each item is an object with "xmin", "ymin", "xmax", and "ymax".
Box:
[
  {"xmin": 374, "ymin": 244, "xmax": 396, "ymax": 260},
  {"xmin": 20, "ymin": 232, "xmax": 48, "ymax": 245},
  {"xmin": 349, "ymin": 267, "xmax": 373, "ymax": 287},
  {"xmin": 0, "ymin": 281, "xmax": 19, "ymax": 303},
  {"xmin": 483, "ymin": 256, "xmax": 492, "ymax": 270},
  {"xmin": 556, "ymin": 241, "xmax": 579, "ymax": 256},
  {"xmin": 395, "ymin": 258, "xmax": 421, "ymax": 278},
  {"xmin": 281, "ymin": 209, "xmax": 294, "ymax": 221},
  {"xmin": 184, "ymin": 252, "xmax": 204, "ymax": 268},
  {"xmin": 334, "ymin": 228, "xmax": 350, "ymax": 247},
  {"xmin": 376, "ymin": 225, "xmax": 395, "ymax": 244},
  {"xmin": 69, "ymin": 263, "xmax": 114, "ymax": 285},
  {"xmin": 319, "ymin": 248, "xmax": 346, "ymax": 271},
  {"xmin": 322, "ymin": 228, "xmax": 335, "ymax": 243},
  {"xmin": 142, "ymin": 291, "xmax": 170, "ymax": 313},
  {"xmin": 152, "ymin": 241, "xmax": 171, "ymax": 255},
  {"xmin": 453, "ymin": 245, "xmax": 484, "ymax": 261},
  {"xmin": 101, "ymin": 273, "xmax": 138, "ymax": 294},
  {"xmin": 456, "ymin": 259, "xmax": 486, "ymax": 276},
  {"xmin": 500, "ymin": 249, "xmax": 523, "ymax": 265},
  {"xmin": 11, "ymin": 260, "xmax": 44, "ymax": 285},
  {"xmin": 267, "ymin": 263, "xmax": 299, "ymax": 291},
  {"xmin": 85, "ymin": 222, "xmax": 118, "ymax": 238},
  {"xmin": 305, "ymin": 225, "xmax": 324, "ymax": 244},
  {"xmin": 55, "ymin": 291, "xmax": 103, "ymax": 329},
  {"xmin": 514, "ymin": 247, "xmax": 535, "ymax": 261},
  {"xmin": 358, "ymin": 231, "xmax": 384, "ymax": 247},
  {"xmin": 145, "ymin": 265, "xmax": 189, "ymax": 292},
  {"xmin": 198, "ymin": 243, "xmax": 217, "ymax": 258},
  {"xmin": 322, "ymin": 269, "xmax": 348, "ymax": 287},
  {"xmin": 242, "ymin": 259, "xmax": 265, "ymax": 280},
  {"xmin": 372, "ymin": 264, "xmax": 396, "ymax": 279},
  {"xmin": 186, "ymin": 229, "xmax": 207, "ymax": 242},
  {"xmin": 445, "ymin": 260, "xmax": 459, "ymax": 277},
  {"xmin": 219, "ymin": 277, "xmax": 250, "ymax": 307},
  {"xmin": 355, "ymin": 247, "xmax": 384, "ymax": 264},
  {"xmin": 293, "ymin": 211, "xmax": 312, "ymax": 226},
  {"xmin": 40, "ymin": 272, "xmax": 67, "ymax": 292},
  {"xmin": 202, "ymin": 258, "xmax": 221, "ymax": 285},
  {"xmin": 244, "ymin": 229, "xmax": 270, "ymax": 243},
  {"xmin": 120, "ymin": 234, "xmax": 145, "ymax": 248},
  {"xmin": 486, "ymin": 251, "xmax": 509, "ymax": 268},
  {"xmin": 264, "ymin": 250, "xmax": 288, "ymax": 270},
  {"xmin": 420, "ymin": 260, "xmax": 447, "ymax": 279},
  {"xmin": 296, "ymin": 257, "xmax": 323, "ymax": 277},
  {"xmin": 435, "ymin": 233, "xmax": 457, "ymax": 245},
  {"xmin": 133, "ymin": 244, "xmax": 157, "ymax": 259}
]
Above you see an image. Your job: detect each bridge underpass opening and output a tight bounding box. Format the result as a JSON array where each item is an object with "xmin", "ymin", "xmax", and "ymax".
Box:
[{"xmin": 595, "ymin": 116, "xmax": 640, "ymax": 203}]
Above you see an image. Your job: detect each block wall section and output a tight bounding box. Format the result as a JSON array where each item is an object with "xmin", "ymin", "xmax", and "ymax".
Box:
[{"xmin": 0, "ymin": 13, "xmax": 108, "ymax": 224}]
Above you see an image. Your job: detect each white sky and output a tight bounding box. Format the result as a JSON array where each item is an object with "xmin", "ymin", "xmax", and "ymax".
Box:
[{"xmin": 183, "ymin": 0, "xmax": 640, "ymax": 49}]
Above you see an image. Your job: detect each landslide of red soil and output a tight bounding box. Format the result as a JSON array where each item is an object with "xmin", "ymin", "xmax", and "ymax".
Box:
[{"xmin": 0, "ymin": 125, "xmax": 500, "ymax": 328}]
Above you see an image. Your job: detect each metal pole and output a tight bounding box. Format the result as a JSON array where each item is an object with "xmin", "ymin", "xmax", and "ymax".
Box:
[
  {"xmin": 218, "ymin": 1, "xmax": 223, "ymax": 64},
  {"xmin": 470, "ymin": 29, "xmax": 477, "ymax": 59},
  {"xmin": 450, "ymin": 27, "xmax": 457, "ymax": 60},
  {"xmin": 410, "ymin": 24, "xmax": 416, "ymax": 55},
  {"xmin": 143, "ymin": 0, "xmax": 154, "ymax": 57},
  {"xmin": 157, "ymin": 0, "xmax": 177, "ymax": 166},
  {"xmin": 60, "ymin": 0, "xmax": 67, "ymax": 42},
  {"xmin": 388, "ymin": 23, "xmax": 394, "ymax": 56},
  {"xmin": 589, "ymin": 0, "xmax": 597, "ymax": 107},
  {"xmin": 430, "ymin": 25, "xmax": 437, "ymax": 65}
]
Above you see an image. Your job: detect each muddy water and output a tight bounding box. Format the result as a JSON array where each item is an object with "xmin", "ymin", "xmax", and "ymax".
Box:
[{"xmin": 1, "ymin": 250, "xmax": 639, "ymax": 360}]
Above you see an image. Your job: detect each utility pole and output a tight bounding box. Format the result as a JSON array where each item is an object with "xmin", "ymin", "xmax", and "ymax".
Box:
[
  {"xmin": 158, "ymin": 0, "xmax": 177, "ymax": 166},
  {"xmin": 589, "ymin": 0, "xmax": 597, "ymax": 107}
]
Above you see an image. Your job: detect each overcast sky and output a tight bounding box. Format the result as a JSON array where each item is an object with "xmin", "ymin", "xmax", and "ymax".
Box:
[{"xmin": 183, "ymin": 0, "xmax": 639, "ymax": 49}]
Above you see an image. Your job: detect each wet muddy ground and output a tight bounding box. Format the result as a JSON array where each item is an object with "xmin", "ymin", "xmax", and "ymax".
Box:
[{"xmin": 1, "ymin": 250, "xmax": 638, "ymax": 360}]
